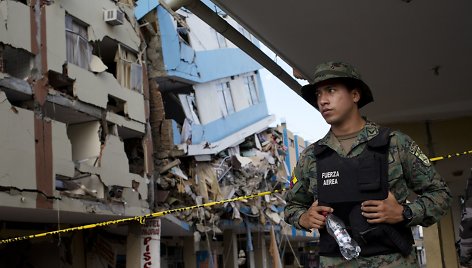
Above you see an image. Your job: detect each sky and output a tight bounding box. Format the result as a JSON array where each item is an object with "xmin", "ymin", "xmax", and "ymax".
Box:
[{"xmin": 259, "ymin": 46, "xmax": 330, "ymax": 143}]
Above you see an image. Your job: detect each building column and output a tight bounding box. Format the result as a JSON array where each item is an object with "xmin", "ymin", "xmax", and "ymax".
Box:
[
  {"xmin": 254, "ymin": 232, "xmax": 268, "ymax": 268},
  {"xmin": 423, "ymin": 210, "xmax": 460, "ymax": 268},
  {"xmin": 439, "ymin": 209, "xmax": 459, "ymax": 267},
  {"xmin": 423, "ymin": 223, "xmax": 443, "ymax": 268},
  {"xmin": 223, "ymin": 230, "xmax": 238, "ymax": 268},
  {"xmin": 183, "ymin": 236, "xmax": 197, "ymax": 268},
  {"xmin": 126, "ymin": 219, "xmax": 162, "ymax": 268},
  {"xmin": 126, "ymin": 222, "xmax": 141, "ymax": 268}
]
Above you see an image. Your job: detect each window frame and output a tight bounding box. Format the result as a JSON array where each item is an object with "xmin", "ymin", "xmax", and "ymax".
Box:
[
  {"xmin": 65, "ymin": 14, "xmax": 91, "ymax": 70},
  {"xmin": 217, "ymin": 81, "xmax": 235, "ymax": 116},
  {"xmin": 244, "ymin": 75, "xmax": 260, "ymax": 105}
]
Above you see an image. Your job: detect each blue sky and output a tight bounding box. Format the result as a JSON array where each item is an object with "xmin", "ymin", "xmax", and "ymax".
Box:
[{"xmin": 259, "ymin": 46, "xmax": 330, "ymax": 143}]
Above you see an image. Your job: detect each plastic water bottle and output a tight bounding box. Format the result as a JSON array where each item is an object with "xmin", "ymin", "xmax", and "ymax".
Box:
[{"xmin": 324, "ymin": 212, "xmax": 361, "ymax": 260}]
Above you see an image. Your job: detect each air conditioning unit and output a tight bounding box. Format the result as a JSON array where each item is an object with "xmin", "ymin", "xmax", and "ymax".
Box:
[{"xmin": 104, "ymin": 9, "xmax": 124, "ymax": 26}]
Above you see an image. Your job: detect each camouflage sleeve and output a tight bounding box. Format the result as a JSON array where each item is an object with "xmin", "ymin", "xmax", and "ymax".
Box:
[
  {"xmin": 394, "ymin": 132, "xmax": 452, "ymax": 227},
  {"xmin": 284, "ymin": 144, "xmax": 317, "ymax": 230},
  {"xmin": 460, "ymin": 198, "xmax": 472, "ymax": 266}
]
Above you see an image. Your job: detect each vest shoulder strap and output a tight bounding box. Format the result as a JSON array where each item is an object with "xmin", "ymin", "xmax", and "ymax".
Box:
[
  {"xmin": 313, "ymin": 141, "xmax": 329, "ymax": 156},
  {"xmin": 367, "ymin": 127, "xmax": 391, "ymax": 148}
]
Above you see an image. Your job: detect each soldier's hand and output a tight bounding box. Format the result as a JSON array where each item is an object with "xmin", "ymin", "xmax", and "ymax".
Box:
[
  {"xmin": 299, "ymin": 200, "xmax": 333, "ymax": 229},
  {"xmin": 361, "ymin": 192, "xmax": 404, "ymax": 224}
]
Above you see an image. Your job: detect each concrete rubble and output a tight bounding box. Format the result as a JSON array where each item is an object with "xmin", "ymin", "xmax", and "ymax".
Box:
[{"xmin": 154, "ymin": 127, "xmax": 291, "ymax": 236}]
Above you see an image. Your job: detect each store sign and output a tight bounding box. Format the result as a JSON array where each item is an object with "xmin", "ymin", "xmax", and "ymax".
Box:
[{"xmin": 141, "ymin": 218, "xmax": 161, "ymax": 268}]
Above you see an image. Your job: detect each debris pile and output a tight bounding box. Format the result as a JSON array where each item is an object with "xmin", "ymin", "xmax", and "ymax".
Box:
[{"xmin": 155, "ymin": 128, "xmax": 291, "ymax": 234}]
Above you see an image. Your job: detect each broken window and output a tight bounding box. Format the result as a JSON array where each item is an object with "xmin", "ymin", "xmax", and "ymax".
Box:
[
  {"xmin": 178, "ymin": 93, "xmax": 200, "ymax": 124},
  {"xmin": 115, "ymin": 44, "xmax": 143, "ymax": 93},
  {"xmin": 177, "ymin": 19, "xmax": 190, "ymax": 46},
  {"xmin": 124, "ymin": 138, "xmax": 144, "ymax": 175},
  {"xmin": 244, "ymin": 75, "xmax": 259, "ymax": 105},
  {"xmin": 65, "ymin": 14, "xmax": 91, "ymax": 69},
  {"xmin": 217, "ymin": 81, "xmax": 234, "ymax": 116},
  {"xmin": 107, "ymin": 95, "xmax": 127, "ymax": 116},
  {"xmin": 0, "ymin": 45, "xmax": 33, "ymax": 80}
]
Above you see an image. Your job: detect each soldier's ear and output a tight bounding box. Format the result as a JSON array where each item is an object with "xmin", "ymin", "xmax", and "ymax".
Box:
[{"xmin": 351, "ymin": 88, "xmax": 361, "ymax": 104}]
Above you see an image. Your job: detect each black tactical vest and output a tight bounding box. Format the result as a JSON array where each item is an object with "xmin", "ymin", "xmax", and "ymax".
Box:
[{"xmin": 314, "ymin": 127, "xmax": 413, "ymax": 257}]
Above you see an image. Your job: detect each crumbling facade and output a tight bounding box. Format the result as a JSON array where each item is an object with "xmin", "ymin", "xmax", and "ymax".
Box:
[
  {"xmin": 0, "ymin": 0, "xmax": 316, "ymax": 267},
  {"xmin": 137, "ymin": 1, "xmax": 317, "ymax": 267},
  {"xmin": 0, "ymin": 0, "xmax": 153, "ymax": 267}
]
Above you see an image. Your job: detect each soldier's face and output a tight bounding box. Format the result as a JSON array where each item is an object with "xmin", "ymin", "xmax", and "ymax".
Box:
[{"xmin": 316, "ymin": 83, "xmax": 360, "ymax": 125}]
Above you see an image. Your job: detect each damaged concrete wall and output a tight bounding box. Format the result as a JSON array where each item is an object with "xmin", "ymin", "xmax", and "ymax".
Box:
[
  {"xmin": 45, "ymin": 1, "xmax": 146, "ymax": 125},
  {"xmin": 230, "ymin": 73, "xmax": 254, "ymax": 112},
  {"xmin": 52, "ymin": 121, "xmax": 75, "ymax": 178},
  {"xmin": 60, "ymin": 0, "xmax": 140, "ymax": 52},
  {"xmin": 67, "ymin": 121, "xmax": 102, "ymax": 167},
  {"xmin": 67, "ymin": 121, "xmax": 148, "ymax": 198},
  {"xmin": 194, "ymin": 81, "xmax": 225, "ymax": 124},
  {"xmin": 193, "ymin": 73, "xmax": 264, "ymax": 126},
  {"xmin": 46, "ymin": 0, "xmax": 140, "ymax": 73},
  {"xmin": 101, "ymin": 135, "xmax": 136, "ymax": 186},
  {"xmin": 0, "ymin": 1, "xmax": 32, "ymax": 52},
  {"xmin": 155, "ymin": 127, "xmax": 294, "ymax": 237},
  {"xmin": 182, "ymin": 5, "xmax": 241, "ymax": 51},
  {"xmin": 0, "ymin": 91, "xmax": 36, "ymax": 189},
  {"xmin": 68, "ymin": 65, "xmax": 146, "ymax": 124},
  {"xmin": 184, "ymin": 9, "xmax": 228, "ymax": 51}
]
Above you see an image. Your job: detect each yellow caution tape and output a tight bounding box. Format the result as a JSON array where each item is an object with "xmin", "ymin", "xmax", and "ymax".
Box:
[
  {"xmin": 1, "ymin": 149, "xmax": 470, "ymax": 245},
  {"xmin": 429, "ymin": 149, "xmax": 472, "ymax": 162},
  {"xmin": 0, "ymin": 188, "xmax": 287, "ymax": 245}
]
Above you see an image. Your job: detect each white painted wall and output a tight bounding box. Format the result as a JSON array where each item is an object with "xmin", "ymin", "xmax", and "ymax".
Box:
[
  {"xmin": 0, "ymin": 91, "xmax": 36, "ymax": 189},
  {"xmin": 194, "ymin": 74, "xmax": 258, "ymax": 124},
  {"xmin": 0, "ymin": 1, "xmax": 31, "ymax": 52},
  {"xmin": 52, "ymin": 121, "xmax": 75, "ymax": 178},
  {"xmin": 180, "ymin": 9, "xmax": 252, "ymax": 52},
  {"xmin": 194, "ymin": 82, "xmax": 222, "ymax": 124},
  {"xmin": 67, "ymin": 121, "xmax": 102, "ymax": 167},
  {"xmin": 100, "ymin": 134, "xmax": 131, "ymax": 186},
  {"xmin": 230, "ymin": 75, "xmax": 252, "ymax": 112},
  {"xmin": 100, "ymin": 134, "xmax": 148, "ymax": 201},
  {"xmin": 45, "ymin": 1, "xmax": 146, "ymax": 124}
]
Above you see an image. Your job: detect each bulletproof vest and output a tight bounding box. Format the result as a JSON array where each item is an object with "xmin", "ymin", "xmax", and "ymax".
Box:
[{"xmin": 314, "ymin": 127, "xmax": 413, "ymax": 257}]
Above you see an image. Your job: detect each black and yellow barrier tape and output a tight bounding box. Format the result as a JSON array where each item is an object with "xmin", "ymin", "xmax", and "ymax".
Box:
[
  {"xmin": 1, "ymin": 149, "xmax": 471, "ymax": 245},
  {"xmin": 0, "ymin": 188, "xmax": 287, "ymax": 245},
  {"xmin": 429, "ymin": 149, "xmax": 472, "ymax": 162}
]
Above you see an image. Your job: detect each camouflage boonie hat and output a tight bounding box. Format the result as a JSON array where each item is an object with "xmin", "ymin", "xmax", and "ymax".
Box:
[{"xmin": 301, "ymin": 61, "xmax": 374, "ymax": 110}]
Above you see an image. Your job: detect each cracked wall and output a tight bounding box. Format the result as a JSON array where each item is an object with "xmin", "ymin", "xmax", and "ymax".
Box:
[
  {"xmin": 67, "ymin": 121, "xmax": 148, "ymax": 209},
  {"xmin": 52, "ymin": 120, "xmax": 75, "ymax": 178},
  {"xmin": 45, "ymin": 0, "xmax": 146, "ymax": 125},
  {"xmin": 0, "ymin": 0, "xmax": 152, "ymax": 225},
  {"xmin": 0, "ymin": 1, "xmax": 31, "ymax": 52},
  {"xmin": 0, "ymin": 91, "xmax": 36, "ymax": 189}
]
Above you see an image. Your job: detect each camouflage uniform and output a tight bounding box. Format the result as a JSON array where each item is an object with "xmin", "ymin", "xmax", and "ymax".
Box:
[
  {"xmin": 459, "ymin": 171, "xmax": 472, "ymax": 267},
  {"xmin": 284, "ymin": 121, "xmax": 452, "ymax": 268}
]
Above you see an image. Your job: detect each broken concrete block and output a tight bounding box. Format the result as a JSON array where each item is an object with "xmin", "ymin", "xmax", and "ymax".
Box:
[
  {"xmin": 233, "ymin": 155, "xmax": 253, "ymax": 168},
  {"xmin": 158, "ymin": 159, "xmax": 181, "ymax": 174},
  {"xmin": 264, "ymin": 209, "xmax": 281, "ymax": 224},
  {"xmin": 90, "ymin": 55, "xmax": 108, "ymax": 73}
]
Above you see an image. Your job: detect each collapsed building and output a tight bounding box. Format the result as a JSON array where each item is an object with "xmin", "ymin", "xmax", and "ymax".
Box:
[
  {"xmin": 0, "ymin": 0, "xmax": 154, "ymax": 266},
  {"xmin": 0, "ymin": 0, "xmax": 316, "ymax": 267},
  {"xmin": 137, "ymin": 1, "xmax": 317, "ymax": 267}
]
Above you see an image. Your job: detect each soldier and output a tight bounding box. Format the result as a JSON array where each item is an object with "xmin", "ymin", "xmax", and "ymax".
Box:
[{"xmin": 284, "ymin": 62, "xmax": 452, "ymax": 267}]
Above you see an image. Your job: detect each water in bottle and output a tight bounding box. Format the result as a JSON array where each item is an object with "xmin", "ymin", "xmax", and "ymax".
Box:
[{"xmin": 324, "ymin": 212, "xmax": 361, "ymax": 260}]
